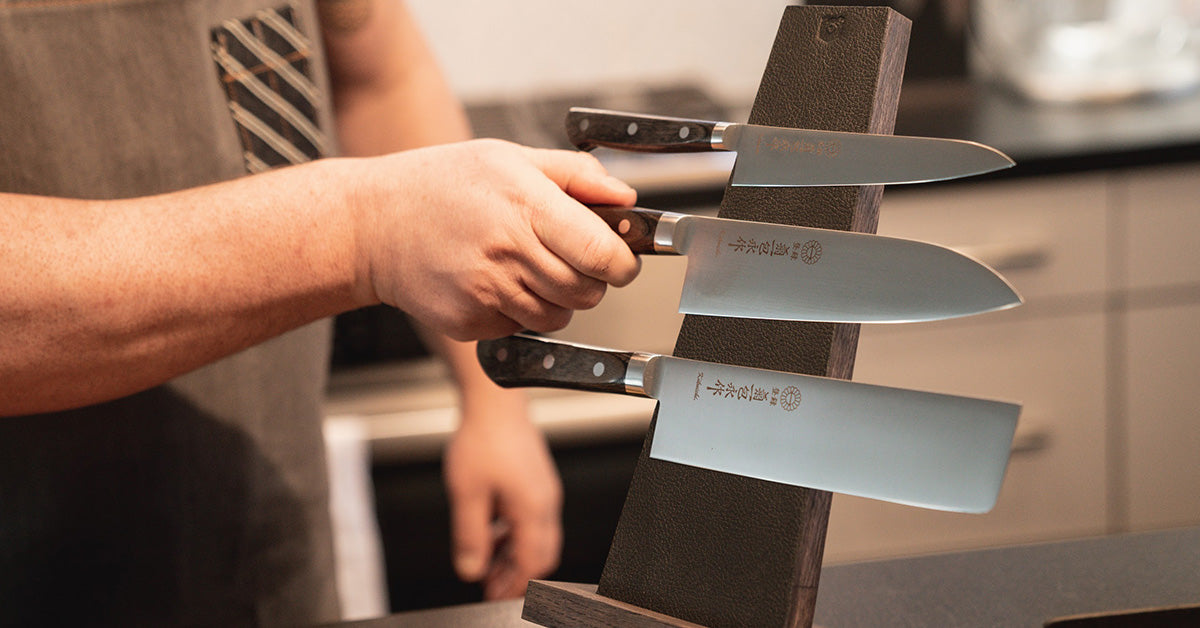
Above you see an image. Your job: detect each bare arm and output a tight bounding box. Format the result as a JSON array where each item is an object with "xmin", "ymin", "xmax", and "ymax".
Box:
[
  {"xmin": 0, "ymin": 160, "xmax": 365, "ymax": 415},
  {"xmin": 0, "ymin": 140, "xmax": 634, "ymax": 417}
]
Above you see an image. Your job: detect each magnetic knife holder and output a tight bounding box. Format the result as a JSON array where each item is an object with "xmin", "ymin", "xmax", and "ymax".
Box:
[{"xmin": 522, "ymin": 6, "xmax": 912, "ymax": 627}]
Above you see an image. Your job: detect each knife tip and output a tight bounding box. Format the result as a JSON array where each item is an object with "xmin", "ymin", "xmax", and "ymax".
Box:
[{"xmin": 977, "ymin": 141, "xmax": 1016, "ymax": 170}]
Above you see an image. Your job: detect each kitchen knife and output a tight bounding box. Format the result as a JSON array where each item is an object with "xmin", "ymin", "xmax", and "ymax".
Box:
[
  {"xmin": 592, "ymin": 205, "xmax": 1022, "ymax": 323},
  {"xmin": 566, "ymin": 107, "xmax": 1015, "ymax": 186},
  {"xmin": 478, "ymin": 334, "xmax": 1020, "ymax": 513}
]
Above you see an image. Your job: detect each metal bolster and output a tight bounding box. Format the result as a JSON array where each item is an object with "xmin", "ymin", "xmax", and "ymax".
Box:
[
  {"xmin": 711, "ymin": 121, "xmax": 734, "ymax": 150},
  {"xmin": 624, "ymin": 353, "xmax": 654, "ymax": 397},
  {"xmin": 652, "ymin": 211, "xmax": 686, "ymax": 254}
]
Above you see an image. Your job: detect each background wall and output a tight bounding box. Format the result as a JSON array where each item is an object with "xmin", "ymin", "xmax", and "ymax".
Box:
[{"xmin": 406, "ymin": 0, "xmax": 796, "ymax": 105}]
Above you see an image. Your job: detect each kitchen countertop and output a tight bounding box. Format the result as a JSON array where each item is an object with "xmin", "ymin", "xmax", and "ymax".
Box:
[{"xmin": 326, "ymin": 525, "xmax": 1200, "ymax": 627}]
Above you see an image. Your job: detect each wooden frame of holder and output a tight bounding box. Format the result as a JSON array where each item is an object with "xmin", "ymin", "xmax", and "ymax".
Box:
[{"xmin": 522, "ymin": 6, "xmax": 912, "ymax": 627}]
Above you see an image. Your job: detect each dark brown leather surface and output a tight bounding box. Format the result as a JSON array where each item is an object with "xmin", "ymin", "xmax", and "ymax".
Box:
[{"xmin": 595, "ymin": 7, "xmax": 911, "ymax": 627}]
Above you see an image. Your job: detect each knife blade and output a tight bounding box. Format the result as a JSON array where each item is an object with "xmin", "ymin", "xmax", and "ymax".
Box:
[
  {"xmin": 478, "ymin": 334, "xmax": 1020, "ymax": 513},
  {"xmin": 566, "ymin": 108, "xmax": 1015, "ymax": 186},
  {"xmin": 592, "ymin": 205, "xmax": 1022, "ymax": 324}
]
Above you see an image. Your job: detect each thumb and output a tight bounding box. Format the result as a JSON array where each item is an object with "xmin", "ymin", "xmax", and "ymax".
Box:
[{"xmin": 450, "ymin": 488, "xmax": 493, "ymax": 582}]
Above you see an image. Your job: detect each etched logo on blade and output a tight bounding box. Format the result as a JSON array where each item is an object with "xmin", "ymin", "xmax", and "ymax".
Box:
[
  {"xmin": 800, "ymin": 240, "xmax": 822, "ymax": 265},
  {"xmin": 726, "ymin": 237, "xmax": 822, "ymax": 265},
  {"xmin": 754, "ymin": 134, "xmax": 841, "ymax": 158},
  {"xmin": 702, "ymin": 378, "xmax": 801, "ymax": 412},
  {"xmin": 780, "ymin": 386, "xmax": 803, "ymax": 411}
]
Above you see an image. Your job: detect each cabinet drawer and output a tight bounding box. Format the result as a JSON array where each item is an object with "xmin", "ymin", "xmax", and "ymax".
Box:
[
  {"xmin": 1126, "ymin": 303, "xmax": 1200, "ymax": 530},
  {"xmin": 878, "ymin": 173, "xmax": 1108, "ymax": 303},
  {"xmin": 825, "ymin": 310, "xmax": 1107, "ymax": 562},
  {"xmin": 1122, "ymin": 163, "xmax": 1200, "ymax": 290}
]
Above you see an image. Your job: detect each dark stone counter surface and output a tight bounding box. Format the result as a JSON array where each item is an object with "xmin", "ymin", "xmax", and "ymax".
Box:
[{"xmin": 329, "ymin": 526, "xmax": 1200, "ymax": 627}]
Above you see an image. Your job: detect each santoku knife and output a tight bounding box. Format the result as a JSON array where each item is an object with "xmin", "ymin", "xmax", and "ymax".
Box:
[
  {"xmin": 566, "ymin": 107, "xmax": 1015, "ymax": 186},
  {"xmin": 592, "ymin": 205, "xmax": 1022, "ymax": 323},
  {"xmin": 478, "ymin": 334, "xmax": 1021, "ymax": 513}
]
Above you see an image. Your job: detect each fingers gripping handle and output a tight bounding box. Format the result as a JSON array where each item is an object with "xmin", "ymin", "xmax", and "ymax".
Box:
[
  {"xmin": 592, "ymin": 206, "xmax": 681, "ymax": 255},
  {"xmin": 566, "ymin": 107, "xmax": 718, "ymax": 153},
  {"xmin": 477, "ymin": 334, "xmax": 646, "ymax": 396}
]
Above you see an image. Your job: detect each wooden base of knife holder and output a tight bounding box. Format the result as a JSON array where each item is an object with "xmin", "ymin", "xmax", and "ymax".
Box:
[
  {"xmin": 522, "ymin": 6, "xmax": 911, "ymax": 627},
  {"xmin": 522, "ymin": 581, "xmax": 704, "ymax": 628}
]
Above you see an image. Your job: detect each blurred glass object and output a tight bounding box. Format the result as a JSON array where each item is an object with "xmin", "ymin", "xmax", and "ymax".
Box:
[{"xmin": 971, "ymin": 0, "xmax": 1200, "ymax": 102}]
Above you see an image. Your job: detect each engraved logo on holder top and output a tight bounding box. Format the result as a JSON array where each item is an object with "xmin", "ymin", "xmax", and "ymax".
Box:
[{"xmin": 818, "ymin": 15, "xmax": 846, "ymax": 42}]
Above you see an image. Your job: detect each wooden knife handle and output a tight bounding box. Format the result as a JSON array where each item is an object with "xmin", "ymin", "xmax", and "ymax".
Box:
[
  {"xmin": 566, "ymin": 107, "xmax": 717, "ymax": 152},
  {"xmin": 590, "ymin": 205, "xmax": 675, "ymax": 254},
  {"xmin": 477, "ymin": 334, "xmax": 639, "ymax": 395}
]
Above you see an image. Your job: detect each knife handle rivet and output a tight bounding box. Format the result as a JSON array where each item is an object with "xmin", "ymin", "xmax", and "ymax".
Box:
[
  {"xmin": 542, "ymin": 354, "xmax": 555, "ymax": 370},
  {"xmin": 593, "ymin": 362, "xmax": 605, "ymax": 377},
  {"xmin": 579, "ymin": 118, "xmax": 589, "ymax": 132},
  {"xmin": 495, "ymin": 347, "xmax": 508, "ymax": 362},
  {"xmin": 626, "ymin": 122, "xmax": 638, "ymax": 136},
  {"xmin": 617, "ymin": 219, "xmax": 631, "ymax": 235},
  {"xmin": 678, "ymin": 126, "xmax": 690, "ymax": 139}
]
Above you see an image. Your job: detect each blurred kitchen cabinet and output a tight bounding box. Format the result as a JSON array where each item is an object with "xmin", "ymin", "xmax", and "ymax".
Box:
[
  {"xmin": 828, "ymin": 310, "xmax": 1107, "ymax": 562},
  {"xmin": 1125, "ymin": 304, "xmax": 1200, "ymax": 531},
  {"xmin": 1121, "ymin": 163, "xmax": 1200, "ymax": 531},
  {"xmin": 873, "ymin": 172, "xmax": 1110, "ymax": 304},
  {"xmin": 825, "ymin": 171, "xmax": 1112, "ymax": 561},
  {"xmin": 822, "ymin": 163, "xmax": 1200, "ymax": 562},
  {"xmin": 1121, "ymin": 163, "xmax": 1200, "ymax": 290}
]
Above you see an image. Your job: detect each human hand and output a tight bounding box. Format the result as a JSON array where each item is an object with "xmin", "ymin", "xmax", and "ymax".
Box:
[
  {"xmin": 350, "ymin": 139, "xmax": 639, "ymax": 341},
  {"xmin": 442, "ymin": 388, "xmax": 562, "ymax": 599}
]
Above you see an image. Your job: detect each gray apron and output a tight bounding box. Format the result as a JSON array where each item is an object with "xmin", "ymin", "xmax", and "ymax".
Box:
[{"xmin": 0, "ymin": 0, "xmax": 341, "ymax": 625}]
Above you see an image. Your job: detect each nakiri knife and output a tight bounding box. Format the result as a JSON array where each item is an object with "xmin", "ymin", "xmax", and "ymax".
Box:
[
  {"xmin": 478, "ymin": 334, "xmax": 1021, "ymax": 513},
  {"xmin": 591, "ymin": 205, "xmax": 1022, "ymax": 324},
  {"xmin": 566, "ymin": 107, "xmax": 1015, "ymax": 186}
]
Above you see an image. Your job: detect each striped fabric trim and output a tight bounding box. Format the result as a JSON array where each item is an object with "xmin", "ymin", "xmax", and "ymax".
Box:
[
  {"xmin": 211, "ymin": 4, "xmax": 328, "ymax": 172},
  {"xmin": 0, "ymin": 0, "xmax": 133, "ymax": 8}
]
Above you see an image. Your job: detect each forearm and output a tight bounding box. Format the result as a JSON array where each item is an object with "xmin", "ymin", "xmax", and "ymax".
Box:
[{"xmin": 0, "ymin": 158, "xmax": 371, "ymax": 415}]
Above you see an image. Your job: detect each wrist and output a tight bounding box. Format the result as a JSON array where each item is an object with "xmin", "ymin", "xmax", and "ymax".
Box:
[{"xmin": 322, "ymin": 156, "xmax": 385, "ymax": 309}]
